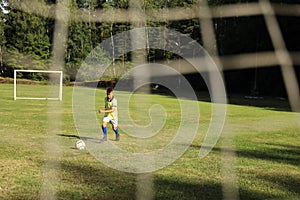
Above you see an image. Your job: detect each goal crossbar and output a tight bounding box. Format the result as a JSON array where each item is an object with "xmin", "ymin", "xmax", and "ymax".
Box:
[{"xmin": 14, "ymin": 70, "xmax": 63, "ymax": 101}]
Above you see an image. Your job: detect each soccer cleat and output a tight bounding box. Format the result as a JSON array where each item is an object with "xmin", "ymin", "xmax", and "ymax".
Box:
[
  {"xmin": 100, "ymin": 136, "xmax": 107, "ymax": 142},
  {"xmin": 115, "ymin": 134, "xmax": 120, "ymax": 141}
]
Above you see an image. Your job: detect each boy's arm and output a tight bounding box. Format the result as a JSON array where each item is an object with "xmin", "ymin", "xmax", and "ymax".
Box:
[
  {"xmin": 99, "ymin": 98, "xmax": 117, "ymax": 113},
  {"xmin": 98, "ymin": 107, "xmax": 115, "ymax": 113}
]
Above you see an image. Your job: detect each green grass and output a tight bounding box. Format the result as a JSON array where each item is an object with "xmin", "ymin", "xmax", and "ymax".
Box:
[{"xmin": 0, "ymin": 83, "xmax": 299, "ymax": 199}]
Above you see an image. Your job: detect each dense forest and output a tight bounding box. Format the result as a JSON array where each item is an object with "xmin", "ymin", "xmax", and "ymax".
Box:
[{"xmin": 0, "ymin": 0, "xmax": 299, "ymax": 97}]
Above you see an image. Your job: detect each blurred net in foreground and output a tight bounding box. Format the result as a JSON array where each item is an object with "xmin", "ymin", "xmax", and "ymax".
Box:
[{"xmin": 7, "ymin": 0, "xmax": 300, "ymax": 200}]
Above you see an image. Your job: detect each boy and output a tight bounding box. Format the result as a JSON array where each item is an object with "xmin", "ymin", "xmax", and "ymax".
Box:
[{"xmin": 98, "ymin": 87, "xmax": 120, "ymax": 141}]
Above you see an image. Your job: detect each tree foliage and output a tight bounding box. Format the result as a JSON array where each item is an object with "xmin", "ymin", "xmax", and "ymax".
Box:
[{"xmin": 0, "ymin": 0, "xmax": 298, "ymax": 96}]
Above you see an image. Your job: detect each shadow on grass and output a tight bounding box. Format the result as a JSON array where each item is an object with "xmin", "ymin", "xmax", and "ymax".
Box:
[
  {"xmin": 236, "ymin": 143, "xmax": 300, "ymax": 167},
  {"xmin": 58, "ymin": 159, "xmax": 224, "ymax": 200},
  {"xmin": 57, "ymin": 156, "xmax": 299, "ymax": 200},
  {"xmin": 58, "ymin": 160, "xmax": 136, "ymax": 199},
  {"xmin": 237, "ymin": 169, "xmax": 300, "ymax": 200},
  {"xmin": 190, "ymin": 144, "xmax": 300, "ymax": 199},
  {"xmin": 192, "ymin": 143, "xmax": 300, "ymax": 167},
  {"xmin": 54, "ymin": 141, "xmax": 300, "ymax": 200},
  {"xmin": 154, "ymin": 177, "xmax": 222, "ymax": 200},
  {"xmin": 57, "ymin": 134, "xmax": 99, "ymax": 143},
  {"xmin": 148, "ymin": 86, "xmax": 292, "ymax": 112}
]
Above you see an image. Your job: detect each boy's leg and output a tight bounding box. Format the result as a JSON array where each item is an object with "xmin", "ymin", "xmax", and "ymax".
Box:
[
  {"xmin": 101, "ymin": 118, "xmax": 109, "ymax": 141},
  {"xmin": 112, "ymin": 125, "xmax": 120, "ymax": 141},
  {"xmin": 111, "ymin": 119, "xmax": 119, "ymax": 141}
]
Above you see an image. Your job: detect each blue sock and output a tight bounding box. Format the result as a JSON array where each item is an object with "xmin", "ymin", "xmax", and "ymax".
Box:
[
  {"xmin": 114, "ymin": 128, "xmax": 119, "ymax": 135},
  {"xmin": 102, "ymin": 126, "xmax": 107, "ymax": 136}
]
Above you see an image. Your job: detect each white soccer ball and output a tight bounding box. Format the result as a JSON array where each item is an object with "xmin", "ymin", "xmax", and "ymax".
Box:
[{"xmin": 75, "ymin": 140, "xmax": 86, "ymax": 150}]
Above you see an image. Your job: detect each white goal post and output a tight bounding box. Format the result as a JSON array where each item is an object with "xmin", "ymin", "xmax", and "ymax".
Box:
[{"xmin": 14, "ymin": 70, "xmax": 63, "ymax": 101}]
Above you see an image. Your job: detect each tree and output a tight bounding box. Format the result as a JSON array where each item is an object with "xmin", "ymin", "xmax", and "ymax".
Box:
[
  {"xmin": 65, "ymin": 0, "xmax": 99, "ymax": 81},
  {"xmin": 2, "ymin": 1, "xmax": 51, "ymax": 76},
  {"xmin": 98, "ymin": 0, "xmax": 131, "ymax": 79},
  {"xmin": 0, "ymin": 0, "xmax": 9, "ymax": 75}
]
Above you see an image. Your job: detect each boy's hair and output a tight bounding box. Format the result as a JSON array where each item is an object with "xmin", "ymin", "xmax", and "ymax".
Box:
[{"xmin": 106, "ymin": 87, "xmax": 114, "ymax": 94}]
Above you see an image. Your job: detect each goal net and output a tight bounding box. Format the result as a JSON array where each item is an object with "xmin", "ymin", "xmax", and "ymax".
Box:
[
  {"xmin": 14, "ymin": 70, "xmax": 63, "ymax": 101},
  {"xmin": 6, "ymin": 0, "xmax": 300, "ymax": 199}
]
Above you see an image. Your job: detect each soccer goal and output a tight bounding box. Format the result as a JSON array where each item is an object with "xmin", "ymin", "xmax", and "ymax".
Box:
[{"xmin": 14, "ymin": 70, "xmax": 63, "ymax": 101}]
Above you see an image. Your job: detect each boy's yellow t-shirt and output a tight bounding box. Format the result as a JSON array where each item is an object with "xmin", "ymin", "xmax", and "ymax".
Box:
[{"xmin": 104, "ymin": 97, "xmax": 118, "ymax": 119}]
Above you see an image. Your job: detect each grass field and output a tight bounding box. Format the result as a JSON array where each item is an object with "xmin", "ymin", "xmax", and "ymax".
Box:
[{"xmin": 0, "ymin": 83, "xmax": 299, "ymax": 199}]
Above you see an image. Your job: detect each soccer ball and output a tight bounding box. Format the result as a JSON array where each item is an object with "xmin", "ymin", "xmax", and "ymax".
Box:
[{"xmin": 75, "ymin": 140, "xmax": 86, "ymax": 150}]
